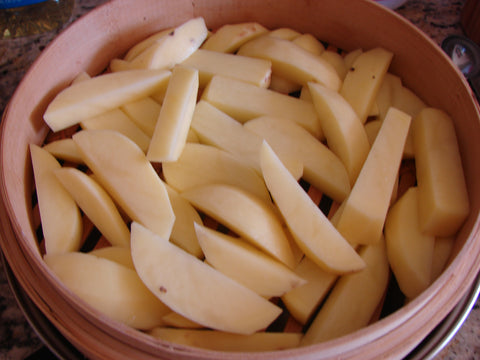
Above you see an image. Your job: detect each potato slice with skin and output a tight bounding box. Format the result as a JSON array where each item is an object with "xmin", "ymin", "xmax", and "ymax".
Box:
[
  {"xmin": 301, "ymin": 237, "xmax": 390, "ymax": 345},
  {"xmin": 72, "ymin": 129, "xmax": 175, "ymax": 240},
  {"xmin": 30, "ymin": 144, "xmax": 83, "ymax": 255},
  {"xmin": 237, "ymin": 35, "xmax": 341, "ymax": 91},
  {"xmin": 80, "ymin": 108, "xmax": 150, "ymax": 153},
  {"xmin": 182, "ymin": 184, "xmax": 296, "ymax": 269},
  {"xmin": 147, "ymin": 66, "xmax": 199, "ymax": 162},
  {"xmin": 165, "ymin": 185, "xmax": 203, "ymax": 258},
  {"xmin": 190, "ymin": 101, "xmax": 302, "ymax": 179},
  {"xmin": 180, "ymin": 49, "xmax": 272, "ymax": 88},
  {"xmin": 44, "ymin": 252, "xmax": 169, "ymax": 330},
  {"xmin": 128, "ymin": 17, "xmax": 208, "ymax": 70},
  {"xmin": 340, "ymin": 47, "xmax": 393, "ymax": 124},
  {"xmin": 281, "ymin": 256, "xmax": 337, "ymax": 325},
  {"xmin": 260, "ymin": 142, "xmax": 365, "ymax": 274},
  {"xmin": 195, "ymin": 224, "xmax": 306, "ymax": 298},
  {"xmin": 163, "ymin": 143, "xmax": 271, "ymax": 204},
  {"xmin": 43, "ymin": 69, "xmax": 171, "ymax": 132},
  {"xmin": 245, "ymin": 116, "xmax": 351, "ymax": 202},
  {"xmin": 89, "ymin": 246, "xmax": 134, "ymax": 269},
  {"xmin": 335, "ymin": 108, "xmax": 411, "ymax": 245},
  {"xmin": 123, "ymin": 27, "xmax": 174, "ymax": 61},
  {"xmin": 54, "ymin": 167, "xmax": 130, "ymax": 248},
  {"xmin": 130, "ymin": 222, "xmax": 282, "ymax": 335},
  {"xmin": 43, "ymin": 138, "xmax": 84, "ymax": 164},
  {"xmin": 308, "ymin": 81, "xmax": 370, "ymax": 185},
  {"xmin": 201, "ymin": 22, "xmax": 268, "ymax": 53},
  {"xmin": 202, "ymin": 75, "xmax": 323, "ymax": 139},
  {"xmin": 148, "ymin": 328, "xmax": 302, "ymax": 352},
  {"xmin": 121, "ymin": 97, "xmax": 161, "ymax": 137},
  {"xmin": 413, "ymin": 108, "xmax": 469, "ymax": 237},
  {"xmin": 384, "ymin": 187, "xmax": 435, "ymax": 299}
]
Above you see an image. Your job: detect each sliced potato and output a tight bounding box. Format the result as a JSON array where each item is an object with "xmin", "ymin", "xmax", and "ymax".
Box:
[
  {"xmin": 44, "ymin": 251, "xmax": 169, "ymax": 329},
  {"xmin": 43, "ymin": 138, "xmax": 84, "ymax": 164},
  {"xmin": 147, "ymin": 66, "xmax": 199, "ymax": 162},
  {"xmin": 72, "ymin": 129, "xmax": 175, "ymax": 240},
  {"xmin": 54, "ymin": 167, "xmax": 130, "ymax": 248},
  {"xmin": 260, "ymin": 142, "xmax": 365, "ymax": 274},
  {"xmin": 44, "ymin": 69, "xmax": 171, "ymax": 132},
  {"xmin": 202, "ymin": 75, "xmax": 322, "ymax": 138},
  {"xmin": 237, "ymin": 35, "xmax": 341, "ymax": 91},
  {"xmin": 301, "ymin": 237, "xmax": 390, "ymax": 345},
  {"xmin": 30, "ymin": 144, "xmax": 83, "ymax": 255},
  {"xmin": 413, "ymin": 107, "xmax": 469, "ymax": 237},
  {"xmin": 130, "ymin": 222, "xmax": 282, "ymax": 335},
  {"xmin": 201, "ymin": 22, "xmax": 269, "ymax": 53},
  {"xmin": 335, "ymin": 108, "xmax": 411, "ymax": 245},
  {"xmin": 195, "ymin": 224, "xmax": 306, "ymax": 298},
  {"xmin": 340, "ymin": 47, "xmax": 393, "ymax": 124},
  {"xmin": 182, "ymin": 183, "xmax": 296, "ymax": 269}
]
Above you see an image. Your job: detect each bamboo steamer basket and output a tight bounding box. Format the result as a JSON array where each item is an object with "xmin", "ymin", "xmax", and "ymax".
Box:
[{"xmin": 1, "ymin": 0, "xmax": 480, "ymax": 359}]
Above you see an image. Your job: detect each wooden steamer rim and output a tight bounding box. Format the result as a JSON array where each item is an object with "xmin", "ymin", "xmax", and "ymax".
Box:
[{"xmin": 1, "ymin": 0, "xmax": 480, "ymax": 359}]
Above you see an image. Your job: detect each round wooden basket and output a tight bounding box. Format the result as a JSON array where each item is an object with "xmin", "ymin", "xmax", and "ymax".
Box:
[{"xmin": 1, "ymin": 0, "xmax": 480, "ymax": 359}]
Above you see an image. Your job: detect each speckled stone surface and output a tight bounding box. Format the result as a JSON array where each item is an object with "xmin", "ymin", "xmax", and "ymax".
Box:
[{"xmin": 0, "ymin": 0, "xmax": 479, "ymax": 359}]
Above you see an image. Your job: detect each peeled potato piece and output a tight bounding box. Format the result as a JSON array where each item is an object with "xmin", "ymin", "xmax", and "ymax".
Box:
[
  {"xmin": 130, "ymin": 222, "xmax": 282, "ymax": 335},
  {"xmin": 54, "ymin": 167, "xmax": 130, "ymax": 248},
  {"xmin": 44, "ymin": 252, "xmax": 170, "ymax": 330},
  {"xmin": 301, "ymin": 236, "xmax": 390, "ymax": 345},
  {"xmin": 30, "ymin": 144, "xmax": 83, "ymax": 255},
  {"xmin": 260, "ymin": 142, "xmax": 365, "ymax": 274}
]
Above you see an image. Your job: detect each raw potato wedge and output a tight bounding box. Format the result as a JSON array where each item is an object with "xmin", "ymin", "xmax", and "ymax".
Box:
[
  {"xmin": 201, "ymin": 75, "xmax": 323, "ymax": 138},
  {"xmin": 308, "ymin": 81, "xmax": 370, "ymax": 185},
  {"xmin": 72, "ymin": 129, "xmax": 175, "ymax": 240},
  {"xmin": 123, "ymin": 27, "xmax": 174, "ymax": 61},
  {"xmin": 281, "ymin": 256, "xmax": 337, "ymax": 325},
  {"xmin": 130, "ymin": 222, "xmax": 282, "ymax": 335},
  {"xmin": 165, "ymin": 185, "xmax": 204, "ymax": 258},
  {"xmin": 30, "ymin": 144, "xmax": 83, "ymax": 255},
  {"xmin": 120, "ymin": 97, "xmax": 161, "ymax": 137},
  {"xmin": 182, "ymin": 183, "xmax": 296, "ymax": 269},
  {"xmin": 201, "ymin": 22, "xmax": 269, "ymax": 53},
  {"xmin": 384, "ymin": 187, "xmax": 435, "ymax": 299},
  {"xmin": 147, "ymin": 66, "xmax": 199, "ymax": 162},
  {"xmin": 237, "ymin": 35, "xmax": 341, "ymax": 91},
  {"xmin": 320, "ymin": 50, "xmax": 348, "ymax": 80},
  {"xmin": 148, "ymin": 328, "xmax": 302, "ymax": 352},
  {"xmin": 162, "ymin": 311, "xmax": 204, "ymax": 329},
  {"xmin": 431, "ymin": 236, "xmax": 455, "ymax": 280},
  {"xmin": 181, "ymin": 49, "xmax": 272, "ymax": 88},
  {"xmin": 268, "ymin": 27, "xmax": 301, "ymax": 40},
  {"xmin": 128, "ymin": 17, "xmax": 208, "ymax": 70},
  {"xmin": 245, "ymin": 116, "xmax": 351, "ymax": 202},
  {"xmin": 335, "ymin": 108, "xmax": 411, "ymax": 245},
  {"xmin": 163, "ymin": 143, "xmax": 271, "ymax": 204},
  {"xmin": 301, "ymin": 237, "xmax": 390, "ymax": 345},
  {"xmin": 195, "ymin": 224, "xmax": 306, "ymax": 298},
  {"xmin": 89, "ymin": 246, "xmax": 134, "ymax": 270},
  {"xmin": 260, "ymin": 142, "xmax": 365, "ymax": 274},
  {"xmin": 413, "ymin": 107, "xmax": 469, "ymax": 237},
  {"xmin": 54, "ymin": 167, "xmax": 131, "ymax": 248},
  {"xmin": 43, "ymin": 138, "xmax": 84, "ymax": 164},
  {"xmin": 44, "ymin": 69, "xmax": 171, "ymax": 132},
  {"xmin": 340, "ymin": 47, "xmax": 393, "ymax": 124},
  {"xmin": 292, "ymin": 33, "xmax": 325, "ymax": 56},
  {"xmin": 80, "ymin": 108, "xmax": 150, "ymax": 153},
  {"xmin": 44, "ymin": 252, "xmax": 170, "ymax": 330},
  {"xmin": 190, "ymin": 101, "xmax": 303, "ymax": 179}
]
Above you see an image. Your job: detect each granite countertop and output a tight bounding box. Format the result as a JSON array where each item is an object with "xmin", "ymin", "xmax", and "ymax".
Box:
[{"xmin": 0, "ymin": 0, "xmax": 479, "ymax": 359}]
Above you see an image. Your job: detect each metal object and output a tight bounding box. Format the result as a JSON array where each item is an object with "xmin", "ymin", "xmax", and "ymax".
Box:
[{"xmin": 442, "ymin": 35, "xmax": 480, "ymax": 102}]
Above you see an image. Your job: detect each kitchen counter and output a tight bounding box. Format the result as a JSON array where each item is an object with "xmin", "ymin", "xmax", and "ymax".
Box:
[{"xmin": 0, "ymin": 0, "xmax": 478, "ymax": 359}]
